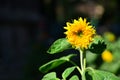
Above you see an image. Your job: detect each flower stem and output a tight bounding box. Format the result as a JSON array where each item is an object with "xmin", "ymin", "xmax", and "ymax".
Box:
[
  {"xmin": 79, "ymin": 49, "xmax": 86, "ymax": 80},
  {"xmin": 69, "ymin": 60, "xmax": 82, "ymax": 74}
]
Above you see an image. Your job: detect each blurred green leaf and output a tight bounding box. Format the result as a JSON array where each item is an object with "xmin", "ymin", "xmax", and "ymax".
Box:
[
  {"xmin": 39, "ymin": 54, "xmax": 76, "ymax": 73},
  {"xmin": 86, "ymin": 51, "xmax": 98, "ymax": 64},
  {"xmin": 47, "ymin": 38, "xmax": 72, "ymax": 54},
  {"xmin": 88, "ymin": 69, "xmax": 120, "ymax": 80},
  {"xmin": 42, "ymin": 72, "xmax": 60, "ymax": 80},
  {"xmin": 100, "ymin": 61, "xmax": 120, "ymax": 73},
  {"xmin": 69, "ymin": 75, "xmax": 79, "ymax": 80},
  {"xmin": 88, "ymin": 36, "xmax": 106, "ymax": 54},
  {"xmin": 113, "ymin": 50, "xmax": 120, "ymax": 60},
  {"xmin": 62, "ymin": 66, "xmax": 76, "ymax": 79}
]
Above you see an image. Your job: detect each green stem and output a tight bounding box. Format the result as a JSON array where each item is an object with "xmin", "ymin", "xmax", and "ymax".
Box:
[
  {"xmin": 80, "ymin": 49, "xmax": 83, "ymax": 71},
  {"xmin": 79, "ymin": 49, "xmax": 86, "ymax": 80},
  {"xmin": 84, "ymin": 53, "xmax": 86, "ymax": 70},
  {"xmin": 69, "ymin": 60, "xmax": 82, "ymax": 74},
  {"xmin": 76, "ymin": 66, "xmax": 82, "ymax": 75},
  {"xmin": 86, "ymin": 67, "xmax": 94, "ymax": 72}
]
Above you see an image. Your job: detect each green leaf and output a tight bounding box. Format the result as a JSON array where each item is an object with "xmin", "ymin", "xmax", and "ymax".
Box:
[
  {"xmin": 88, "ymin": 69, "xmax": 120, "ymax": 80},
  {"xmin": 100, "ymin": 61, "xmax": 120, "ymax": 73},
  {"xmin": 86, "ymin": 51, "xmax": 98, "ymax": 64},
  {"xmin": 47, "ymin": 38, "xmax": 72, "ymax": 54},
  {"xmin": 62, "ymin": 66, "xmax": 76, "ymax": 79},
  {"xmin": 69, "ymin": 75, "xmax": 79, "ymax": 80},
  {"xmin": 88, "ymin": 36, "xmax": 106, "ymax": 54},
  {"xmin": 42, "ymin": 72, "xmax": 60, "ymax": 80},
  {"xmin": 39, "ymin": 54, "xmax": 76, "ymax": 73}
]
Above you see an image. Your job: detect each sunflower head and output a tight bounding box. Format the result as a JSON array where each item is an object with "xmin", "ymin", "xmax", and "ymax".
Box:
[{"xmin": 64, "ymin": 17, "xmax": 96, "ymax": 49}]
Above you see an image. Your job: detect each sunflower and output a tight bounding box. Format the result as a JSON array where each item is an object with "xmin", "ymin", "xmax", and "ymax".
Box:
[{"xmin": 64, "ymin": 17, "xmax": 96, "ymax": 49}]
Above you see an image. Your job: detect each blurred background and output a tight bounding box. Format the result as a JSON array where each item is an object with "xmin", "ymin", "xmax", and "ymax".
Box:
[{"xmin": 0, "ymin": 0, "xmax": 120, "ymax": 80}]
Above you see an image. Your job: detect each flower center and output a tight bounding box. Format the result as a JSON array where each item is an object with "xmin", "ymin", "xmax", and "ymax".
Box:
[{"xmin": 77, "ymin": 31, "xmax": 83, "ymax": 37}]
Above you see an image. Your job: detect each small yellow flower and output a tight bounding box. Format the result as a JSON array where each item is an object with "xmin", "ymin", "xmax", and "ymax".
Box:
[
  {"xmin": 102, "ymin": 50, "xmax": 113, "ymax": 63},
  {"xmin": 64, "ymin": 17, "xmax": 96, "ymax": 49},
  {"xmin": 104, "ymin": 32, "xmax": 116, "ymax": 42}
]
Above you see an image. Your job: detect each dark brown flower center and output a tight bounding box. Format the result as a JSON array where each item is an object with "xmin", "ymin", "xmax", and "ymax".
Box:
[{"xmin": 77, "ymin": 31, "xmax": 83, "ymax": 37}]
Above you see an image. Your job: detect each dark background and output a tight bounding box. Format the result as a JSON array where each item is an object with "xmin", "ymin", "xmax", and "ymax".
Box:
[{"xmin": 0, "ymin": 0, "xmax": 120, "ymax": 80}]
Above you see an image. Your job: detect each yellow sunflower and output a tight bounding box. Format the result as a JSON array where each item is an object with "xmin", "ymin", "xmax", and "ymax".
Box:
[{"xmin": 64, "ymin": 17, "xmax": 96, "ymax": 49}]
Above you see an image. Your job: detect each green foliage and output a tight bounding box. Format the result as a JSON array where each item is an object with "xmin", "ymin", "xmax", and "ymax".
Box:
[
  {"xmin": 88, "ymin": 36, "xmax": 106, "ymax": 54},
  {"xmin": 47, "ymin": 38, "xmax": 72, "ymax": 54},
  {"xmin": 69, "ymin": 75, "xmax": 79, "ymax": 80},
  {"xmin": 86, "ymin": 51, "xmax": 98, "ymax": 64},
  {"xmin": 41, "ymin": 72, "xmax": 60, "ymax": 80},
  {"xmin": 98, "ymin": 38, "xmax": 120, "ymax": 73},
  {"xmin": 88, "ymin": 69, "xmax": 120, "ymax": 80},
  {"xmin": 62, "ymin": 66, "xmax": 76, "ymax": 79},
  {"xmin": 39, "ymin": 54, "xmax": 76, "ymax": 73},
  {"xmin": 100, "ymin": 61, "xmax": 120, "ymax": 73},
  {"xmin": 39, "ymin": 31, "xmax": 120, "ymax": 80}
]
